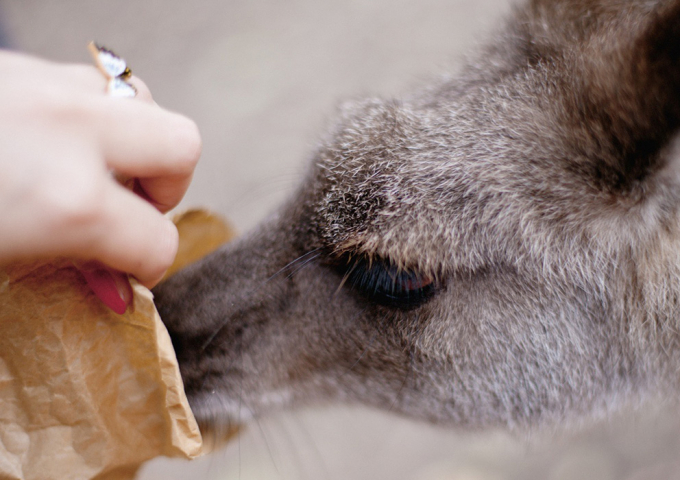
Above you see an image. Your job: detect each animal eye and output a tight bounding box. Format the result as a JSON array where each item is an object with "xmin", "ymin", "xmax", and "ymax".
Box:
[{"xmin": 341, "ymin": 257, "xmax": 436, "ymax": 309}]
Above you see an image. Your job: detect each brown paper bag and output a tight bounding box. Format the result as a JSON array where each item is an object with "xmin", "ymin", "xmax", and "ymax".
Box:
[{"xmin": 0, "ymin": 209, "xmax": 235, "ymax": 480}]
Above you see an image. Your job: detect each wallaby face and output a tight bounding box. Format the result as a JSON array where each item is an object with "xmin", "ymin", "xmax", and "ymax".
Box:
[{"xmin": 154, "ymin": 0, "xmax": 680, "ymax": 437}]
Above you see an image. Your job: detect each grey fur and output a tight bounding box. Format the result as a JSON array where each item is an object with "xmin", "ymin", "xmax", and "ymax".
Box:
[{"xmin": 154, "ymin": 0, "xmax": 680, "ymax": 436}]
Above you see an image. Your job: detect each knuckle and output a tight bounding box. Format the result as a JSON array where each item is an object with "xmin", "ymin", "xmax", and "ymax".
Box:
[
  {"xmin": 41, "ymin": 174, "xmax": 106, "ymax": 229},
  {"xmin": 33, "ymin": 88, "xmax": 93, "ymax": 128},
  {"xmin": 13, "ymin": 63, "xmax": 98, "ymax": 126}
]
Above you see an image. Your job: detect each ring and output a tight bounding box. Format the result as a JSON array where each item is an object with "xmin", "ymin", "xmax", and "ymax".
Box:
[{"xmin": 87, "ymin": 41, "xmax": 137, "ymax": 98}]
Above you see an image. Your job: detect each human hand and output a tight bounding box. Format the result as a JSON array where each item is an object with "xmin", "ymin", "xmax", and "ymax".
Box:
[{"xmin": 0, "ymin": 49, "xmax": 201, "ymax": 311}]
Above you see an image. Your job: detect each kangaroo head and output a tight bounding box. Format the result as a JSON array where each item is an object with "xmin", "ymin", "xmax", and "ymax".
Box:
[{"xmin": 154, "ymin": 0, "xmax": 680, "ymax": 436}]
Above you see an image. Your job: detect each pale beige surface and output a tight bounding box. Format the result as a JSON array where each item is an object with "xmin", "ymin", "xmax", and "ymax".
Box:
[{"xmin": 3, "ymin": 1, "xmax": 680, "ymax": 479}]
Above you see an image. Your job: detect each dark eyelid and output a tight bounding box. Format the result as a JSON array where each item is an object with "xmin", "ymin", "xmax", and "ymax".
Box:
[{"xmin": 338, "ymin": 256, "xmax": 437, "ymax": 309}]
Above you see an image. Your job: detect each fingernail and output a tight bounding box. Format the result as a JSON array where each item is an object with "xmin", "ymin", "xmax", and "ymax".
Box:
[{"xmin": 80, "ymin": 267, "xmax": 133, "ymax": 315}]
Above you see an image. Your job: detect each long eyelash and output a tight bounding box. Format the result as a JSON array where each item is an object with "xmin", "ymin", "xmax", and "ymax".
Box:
[
  {"xmin": 334, "ymin": 260, "xmax": 359, "ymax": 297},
  {"xmin": 341, "ymin": 256, "xmax": 436, "ymax": 309}
]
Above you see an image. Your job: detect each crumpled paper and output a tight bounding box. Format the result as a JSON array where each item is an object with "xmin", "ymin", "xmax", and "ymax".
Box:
[
  {"xmin": 163, "ymin": 209, "xmax": 236, "ymax": 280},
  {"xmin": 0, "ymin": 209, "xmax": 235, "ymax": 480}
]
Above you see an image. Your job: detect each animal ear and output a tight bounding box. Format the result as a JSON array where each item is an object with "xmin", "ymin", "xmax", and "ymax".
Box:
[
  {"xmin": 564, "ymin": 1, "xmax": 680, "ymax": 193},
  {"xmin": 631, "ymin": 1, "xmax": 680, "ymax": 134}
]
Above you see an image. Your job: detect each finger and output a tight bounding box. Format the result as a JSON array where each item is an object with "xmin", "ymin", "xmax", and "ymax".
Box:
[
  {"xmin": 134, "ymin": 173, "xmax": 194, "ymax": 213},
  {"xmin": 78, "ymin": 263, "xmax": 134, "ymax": 314},
  {"xmin": 89, "ymin": 99, "xmax": 201, "ymax": 210},
  {"xmin": 52, "ymin": 62, "xmax": 200, "ymax": 209},
  {"xmin": 73, "ymin": 181, "xmax": 179, "ymax": 288},
  {"xmin": 90, "ymin": 98, "xmax": 202, "ymax": 179}
]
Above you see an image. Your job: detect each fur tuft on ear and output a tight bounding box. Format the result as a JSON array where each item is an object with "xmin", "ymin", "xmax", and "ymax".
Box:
[
  {"xmin": 535, "ymin": 0, "xmax": 680, "ymax": 197},
  {"xmin": 637, "ymin": 1, "xmax": 680, "ymax": 132}
]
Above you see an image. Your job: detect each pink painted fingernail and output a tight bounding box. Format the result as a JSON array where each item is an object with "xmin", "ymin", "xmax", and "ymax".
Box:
[{"xmin": 80, "ymin": 267, "xmax": 133, "ymax": 315}]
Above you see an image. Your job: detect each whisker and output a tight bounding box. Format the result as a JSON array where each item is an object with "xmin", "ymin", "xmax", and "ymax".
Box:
[
  {"xmin": 196, "ymin": 393, "xmax": 236, "ymax": 476},
  {"xmin": 238, "ymin": 335, "xmax": 243, "ymax": 480},
  {"xmin": 228, "ymin": 173, "xmax": 301, "ymax": 214},
  {"xmin": 241, "ymin": 399, "xmax": 282, "ymax": 477},
  {"xmin": 387, "ymin": 314, "xmax": 415, "ymax": 414},
  {"xmin": 285, "ymin": 413, "xmax": 333, "ymax": 480},
  {"xmin": 284, "ymin": 253, "xmax": 321, "ymax": 279},
  {"xmin": 336, "ymin": 307, "xmax": 374, "ymax": 378},
  {"xmin": 334, "ymin": 259, "xmax": 358, "ymax": 297},
  {"xmin": 388, "ymin": 355, "xmax": 413, "ymax": 414},
  {"xmin": 200, "ymin": 249, "xmax": 323, "ymax": 353},
  {"xmin": 268, "ymin": 415, "xmax": 309, "ymax": 479},
  {"xmin": 266, "ymin": 248, "xmax": 323, "ymax": 284},
  {"xmin": 343, "ymin": 330, "xmax": 377, "ymax": 376}
]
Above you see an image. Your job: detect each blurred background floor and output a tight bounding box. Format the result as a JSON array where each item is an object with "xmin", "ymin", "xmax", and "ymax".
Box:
[{"xmin": 3, "ymin": 0, "xmax": 680, "ymax": 479}]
